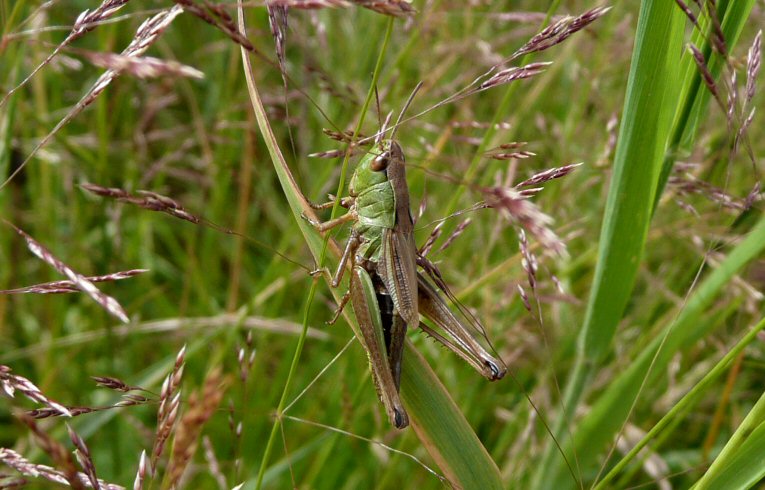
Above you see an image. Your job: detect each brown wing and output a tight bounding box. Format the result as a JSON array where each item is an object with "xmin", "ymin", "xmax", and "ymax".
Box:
[
  {"xmin": 379, "ymin": 140, "xmax": 419, "ymax": 326},
  {"xmin": 379, "ymin": 226, "xmax": 418, "ymax": 325}
]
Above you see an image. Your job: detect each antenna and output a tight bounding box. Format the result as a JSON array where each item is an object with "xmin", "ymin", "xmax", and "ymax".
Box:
[{"xmin": 390, "ymin": 81, "xmax": 423, "ymax": 140}]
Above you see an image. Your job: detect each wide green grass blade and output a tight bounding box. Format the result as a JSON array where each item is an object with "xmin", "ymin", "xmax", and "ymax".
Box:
[
  {"xmin": 534, "ymin": 3, "xmax": 685, "ymax": 487},
  {"xmin": 694, "ymin": 390, "xmax": 765, "ymax": 489},
  {"xmin": 237, "ymin": 7, "xmax": 502, "ymax": 489},
  {"xmin": 400, "ymin": 346, "xmax": 502, "ymax": 489},
  {"xmin": 577, "ymin": 2, "xmax": 684, "ymax": 365}
]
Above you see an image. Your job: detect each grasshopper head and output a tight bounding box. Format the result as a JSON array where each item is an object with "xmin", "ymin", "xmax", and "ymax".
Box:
[{"xmin": 370, "ymin": 140, "xmax": 404, "ymax": 172}]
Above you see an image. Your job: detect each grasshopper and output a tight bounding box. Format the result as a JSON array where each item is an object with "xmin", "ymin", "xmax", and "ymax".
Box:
[{"xmin": 305, "ymin": 115, "xmax": 506, "ymax": 430}]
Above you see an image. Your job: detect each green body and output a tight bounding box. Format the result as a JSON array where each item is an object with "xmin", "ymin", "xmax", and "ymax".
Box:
[
  {"xmin": 350, "ymin": 141, "xmax": 396, "ymax": 263},
  {"xmin": 307, "ymin": 138, "xmax": 506, "ymax": 429}
]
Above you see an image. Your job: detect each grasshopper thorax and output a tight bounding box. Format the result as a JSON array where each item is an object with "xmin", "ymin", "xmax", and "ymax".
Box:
[{"xmin": 349, "ymin": 139, "xmax": 405, "ymax": 196}]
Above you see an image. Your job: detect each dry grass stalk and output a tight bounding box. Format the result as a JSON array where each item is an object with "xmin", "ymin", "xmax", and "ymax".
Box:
[
  {"xmin": 266, "ymin": 0, "xmax": 351, "ymax": 8},
  {"xmin": 517, "ymin": 284, "xmax": 532, "ymax": 312},
  {"xmin": 0, "ymin": 0, "xmax": 131, "ymax": 109},
  {"xmin": 91, "ymin": 376, "xmax": 143, "ymax": 393},
  {"xmin": 0, "ymin": 269, "xmax": 147, "ymax": 295},
  {"xmin": 518, "ymin": 229, "xmax": 538, "ymax": 290},
  {"xmin": 508, "ymin": 6, "xmax": 611, "ymax": 61},
  {"xmin": 150, "ymin": 345, "xmax": 186, "ymax": 472},
  {"xmin": 703, "ymin": 0, "xmax": 728, "ymax": 56},
  {"xmin": 477, "ymin": 62, "xmax": 551, "ymax": 91},
  {"xmin": 669, "ymin": 173, "xmax": 751, "ymax": 211},
  {"xmin": 1, "ymin": 366, "xmax": 71, "ymax": 417},
  {"xmin": 322, "ymin": 128, "xmax": 369, "ymax": 143},
  {"xmin": 172, "ymin": 1, "xmax": 254, "ymax": 51},
  {"xmin": 18, "ymin": 414, "xmax": 85, "ymax": 490},
  {"xmin": 5, "ymin": 223, "xmax": 130, "ymax": 323},
  {"xmin": 437, "ymin": 219, "xmax": 472, "ymax": 254},
  {"xmin": 269, "ymin": 0, "xmax": 416, "ymax": 16},
  {"xmin": 67, "ymin": 425, "xmax": 100, "ymax": 490},
  {"xmin": 81, "ymin": 184, "xmax": 201, "ymax": 225},
  {"xmin": 267, "ymin": 4, "xmax": 289, "ymax": 82},
  {"xmin": 745, "ymin": 30, "xmax": 761, "ymax": 106},
  {"xmin": 80, "ymin": 183, "xmax": 308, "ymax": 270},
  {"xmin": 27, "ymin": 392, "xmax": 150, "ymax": 420},
  {"xmin": 308, "ymin": 148, "xmax": 365, "ymax": 158},
  {"xmin": 418, "ymin": 221, "xmax": 444, "ymax": 257},
  {"xmin": 1, "ymin": 6, "xmax": 183, "ymax": 191},
  {"xmin": 351, "ymin": 0, "xmax": 415, "ymax": 17},
  {"xmin": 78, "ymin": 51, "xmax": 204, "ymax": 79},
  {"xmin": 688, "ymin": 43, "xmax": 726, "ymax": 115},
  {"xmin": 515, "ymin": 163, "xmax": 583, "ymax": 188},
  {"xmin": 674, "ymin": 0, "xmax": 700, "ymax": 30},
  {"xmin": 0, "ymin": 448, "xmax": 124, "ymax": 490},
  {"xmin": 745, "ymin": 182, "xmax": 761, "ymax": 209},
  {"xmin": 482, "ymin": 177, "xmax": 567, "ymax": 258},
  {"xmin": 166, "ymin": 368, "xmax": 227, "ymax": 488}
]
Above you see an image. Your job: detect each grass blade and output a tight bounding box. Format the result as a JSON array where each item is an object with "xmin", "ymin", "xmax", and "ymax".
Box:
[
  {"xmin": 534, "ymin": 4, "xmax": 685, "ymax": 487},
  {"xmin": 237, "ymin": 5, "xmax": 502, "ymax": 488},
  {"xmin": 694, "ymin": 389, "xmax": 765, "ymax": 489}
]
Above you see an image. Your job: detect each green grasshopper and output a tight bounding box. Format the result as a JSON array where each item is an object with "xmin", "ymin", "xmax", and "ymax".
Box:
[{"xmin": 305, "ymin": 112, "xmax": 506, "ymax": 429}]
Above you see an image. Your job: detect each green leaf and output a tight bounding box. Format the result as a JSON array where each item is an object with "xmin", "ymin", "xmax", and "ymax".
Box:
[{"xmin": 534, "ymin": 3, "xmax": 685, "ymax": 487}]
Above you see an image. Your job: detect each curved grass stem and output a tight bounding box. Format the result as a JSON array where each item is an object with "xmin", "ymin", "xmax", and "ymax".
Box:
[{"xmin": 236, "ymin": 8, "xmax": 393, "ymax": 489}]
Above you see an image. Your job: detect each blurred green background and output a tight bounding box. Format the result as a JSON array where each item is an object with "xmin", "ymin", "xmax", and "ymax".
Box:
[{"xmin": 1, "ymin": 1, "xmax": 763, "ymax": 488}]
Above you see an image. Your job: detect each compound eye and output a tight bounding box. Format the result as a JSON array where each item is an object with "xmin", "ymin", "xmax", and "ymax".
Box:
[{"xmin": 371, "ymin": 152, "xmax": 390, "ymax": 171}]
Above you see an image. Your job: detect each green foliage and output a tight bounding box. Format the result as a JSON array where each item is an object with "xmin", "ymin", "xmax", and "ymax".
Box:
[{"xmin": 0, "ymin": 1, "xmax": 762, "ymax": 489}]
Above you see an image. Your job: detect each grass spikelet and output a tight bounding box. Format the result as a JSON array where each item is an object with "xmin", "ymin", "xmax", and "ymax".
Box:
[
  {"xmin": 5, "ymin": 222, "xmax": 130, "ymax": 323},
  {"xmin": 351, "ymin": 0, "xmax": 415, "ymax": 17},
  {"xmin": 0, "ymin": 269, "xmax": 148, "ymax": 295},
  {"xmin": 266, "ymin": 0, "xmax": 351, "ymax": 9},
  {"xmin": 202, "ymin": 436, "xmax": 227, "ymax": 489},
  {"xmin": 437, "ymin": 219, "xmax": 472, "ymax": 254},
  {"xmin": 67, "ymin": 425, "xmax": 100, "ymax": 490},
  {"xmin": 674, "ymin": 0, "xmax": 700, "ymax": 29},
  {"xmin": 171, "ymin": 1, "xmax": 254, "ymax": 51},
  {"xmin": 150, "ymin": 345, "xmax": 186, "ymax": 472},
  {"xmin": 81, "ymin": 184, "xmax": 201, "ymax": 225},
  {"xmin": 80, "ymin": 183, "xmax": 308, "ymax": 270},
  {"xmin": 132, "ymin": 451, "xmax": 148, "ymax": 490},
  {"xmin": 478, "ymin": 62, "xmax": 552, "ymax": 90},
  {"xmin": 0, "ymin": 366, "xmax": 72, "ymax": 417},
  {"xmin": 745, "ymin": 30, "xmax": 761, "ymax": 106},
  {"xmin": 688, "ymin": 43, "xmax": 726, "ymax": 113},
  {"xmin": 0, "ymin": 447, "xmax": 124, "ymax": 490},
  {"xmin": 518, "ymin": 229, "xmax": 538, "ymax": 290},
  {"xmin": 166, "ymin": 368, "xmax": 226, "ymax": 487},
  {"xmin": 266, "ymin": 4, "xmax": 289, "ymax": 82},
  {"xmin": 482, "ymin": 180, "xmax": 566, "ymax": 258},
  {"xmin": 77, "ymin": 51, "xmax": 204, "ymax": 79},
  {"xmin": 418, "ymin": 221, "xmax": 444, "ymax": 257},
  {"xmin": 515, "ymin": 163, "xmax": 583, "ymax": 188},
  {"xmin": 90, "ymin": 376, "xmax": 142, "ymax": 393},
  {"xmin": 0, "ymin": 0, "xmax": 131, "ymax": 108},
  {"xmin": 509, "ymin": 6, "xmax": 611, "ymax": 60},
  {"xmin": 1, "ymin": 5, "xmax": 183, "ymax": 190},
  {"xmin": 18, "ymin": 414, "xmax": 85, "ymax": 490}
]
